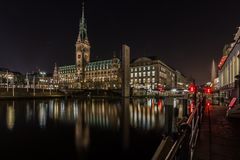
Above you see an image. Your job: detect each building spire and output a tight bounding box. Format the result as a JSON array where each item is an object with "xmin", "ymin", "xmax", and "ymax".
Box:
[
  {"xmin": 211, "ymin": 59, "xmax": 217, "ymax": 82},
  {"xmin": 77, "ymin": 1, "xmax": 88, "ymax": 42},
  {"xmin": 81, "ymin": 1, "xmax": 85, "ymax": 24}
]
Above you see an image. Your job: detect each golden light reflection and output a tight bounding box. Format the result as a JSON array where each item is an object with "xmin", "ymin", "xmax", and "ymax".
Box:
[
  {"xmin": 39, "ymin": 103, "xmax": 47, "ymax": 128},
  {"xmin": 6, "ymin": 102, "xmax": 15, "ymax": 130},
  {"xmin": 2, "ymin": 98, "xmax": 185, "ymax": 132}
]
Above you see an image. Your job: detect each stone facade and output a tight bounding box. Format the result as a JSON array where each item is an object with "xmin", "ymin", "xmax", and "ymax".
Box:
[
  {"xmin": 218, "ymin": 28, "xmax": 240, "ymax": 99},
  {"xmin": 56, "ymin": 3, "xmax": 120, "ymax": 89},
  {"xmin": 130, "ymin": 57, "xmax": 176, "ymax": 90}
]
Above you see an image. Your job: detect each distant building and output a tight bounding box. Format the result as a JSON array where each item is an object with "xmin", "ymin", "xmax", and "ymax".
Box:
[
  {"xmin": 0, "ymin": 67, "xmax": 23, "ymax": 87},
  {"xmin": 218, "ymin": 27, "xmax": 240, "ymax": 99},
  {"xmin": 54, "ymin": 3, "xmax": 188, "ymax": 91},
  {"xmin": 27, "ymin": 70, "xmax": 53, "ymax": 89},
  {"xmin": 56, "ymin": 3, "xmax": 120, "ymax": 89},
  {"xmin": 130, "ymin": 57, "xmax": 187, "ymax": 91},
  {"xmin": 175, "ymin": 70, "xmax": 188, "ymax": 89},
  {"xmin": 84, "ymin": 56, "xmax": 121, "ymax": 89},
  {"xmin": 211, "ymin": 59, "xmax": 217, "ymax": 82}
]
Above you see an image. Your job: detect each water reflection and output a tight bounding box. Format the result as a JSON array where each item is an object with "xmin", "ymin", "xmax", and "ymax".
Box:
[
  {"xmin": 6, "ymin": 102, "xmax": 15, "ymax": 130},
  {"xmin": 0, "ymin": 98, "xmax": 186, "ymax": 131},
  {"xmin": 0, "ymin": 97, "xmax": 187, "ymax": 159}
]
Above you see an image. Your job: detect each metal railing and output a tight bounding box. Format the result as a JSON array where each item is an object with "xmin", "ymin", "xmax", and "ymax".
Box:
[{"xmin": 152, "ymin": 99, "xmax": 203, "ymax": 160}]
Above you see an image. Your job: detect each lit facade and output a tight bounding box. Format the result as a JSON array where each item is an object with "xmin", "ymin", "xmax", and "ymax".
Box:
[
  {"xmin": 55, "ymin": 3, "xmax": 120, "ymax": 89},
  {"xmin": 130, "ymin": 57, "xmax": 176, "ymax": 90},
  {"xmin": 218, "ymin": 28, "xmax": 240, "ymax": 99},
  {"xmin": 0, "ymin": 68, "xmax": 23, "ymax": 87},
  {"xmin": 175, "ymin": 70, "xmax": 188, "ymax": 89},
  {"xmin": 84, "ymin": 57, "xmax": 121, "ymax": 89}
]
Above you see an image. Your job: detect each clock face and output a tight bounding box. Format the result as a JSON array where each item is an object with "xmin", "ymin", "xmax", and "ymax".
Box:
[{"xmin": 84, "ymin": 54, "xmax": 89, "ymax": 61}]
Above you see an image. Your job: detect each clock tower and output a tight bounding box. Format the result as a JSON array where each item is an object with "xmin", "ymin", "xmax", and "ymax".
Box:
[{"xmin": 76, "ymin": 2, "xmax": 90, "ymax": 82}]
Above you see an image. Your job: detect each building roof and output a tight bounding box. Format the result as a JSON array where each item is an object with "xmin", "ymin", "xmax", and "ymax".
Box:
[
  {"xmin": 59, "ymin": 65, "xmax": 76, "ymax": 69},
  {"xmin": 85, "ymin": 58, "xmax": 120, "ymax": 71},
  {"xmin": 131, "ymin": 56, "xmax": 176, "ymax": 71},
  {"xmin": 87, "ymin": 59, "xmax": 115, "ymax": 66}
]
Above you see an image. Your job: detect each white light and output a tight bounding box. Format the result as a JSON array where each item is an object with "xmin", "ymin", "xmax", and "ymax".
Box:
[{"xmin": 171, "ymin": 88, "xmax": 177, "ymax": 92}]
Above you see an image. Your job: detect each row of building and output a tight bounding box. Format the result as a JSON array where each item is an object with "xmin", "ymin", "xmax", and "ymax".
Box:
[
  {"xmin": 0, "ymin": 3, "xmax": 189, "ymax": 93},
  {"xmin": 213, "ymin": 27, "xmax": 240, "ymax": 100},
  {"xmin": 52, "ymin": 3, "xmax": 189, "ymax": 92}
]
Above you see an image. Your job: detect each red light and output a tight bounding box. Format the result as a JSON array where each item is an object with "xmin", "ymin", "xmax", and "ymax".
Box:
[
  {"xmin": 190, "ymin": 86, "xmax": 194, "ymax": 92},
  {"xmin": 189, "ymin": 83, "xmax": 196, "ymax": 93},
  {"xmin": 157, "ymin": 84, "xmax": 164, "ymax": 92},
  {"xmin": 158, "ymin": 99, "xmax": 163, "ymax": 112},
  {"xmin": 207, "ymin": 88, "xmax": 210, "ymax": 93},
  {"xmin": 204, "ymin": 87, "xmax": 211, "ymax": 94},
  {"xmin": 207, "ymin": 102, "xmax": 210, "ymax": 106},
  {"xmin": 229, "ymin": 97, "xmax": 237, "ymax": 108},
  {"xmin": 218, "ymin": 55, "xmax": 228, "ymax": 69}
]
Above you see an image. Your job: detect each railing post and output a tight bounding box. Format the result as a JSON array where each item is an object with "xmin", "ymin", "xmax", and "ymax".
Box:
[
  {"xmin": 164, "ymin": 98, "xmax": 174, "ymax": 135},
  {"xmin": 182, "ymin": 99, "xmax": 188, "ymax": 117}
]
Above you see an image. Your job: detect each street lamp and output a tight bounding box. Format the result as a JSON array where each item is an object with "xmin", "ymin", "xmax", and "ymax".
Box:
[
  {"xmin": 12, "ymin": 75, "xmax": 14, "ymax": 97},
  {"xmin": 6, "ymin": 70, "xmax": 9, "ymax": 92},
  {"xmin": 33, "ymin": 76, "xmax": 36, "ymax": 96},
  {"xmin": 26, "ymin": 72, "xmax": 29, "ymax": 92}
]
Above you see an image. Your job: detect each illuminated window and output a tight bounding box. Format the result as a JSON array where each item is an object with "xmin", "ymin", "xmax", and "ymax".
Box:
[
  {"xmin": 131, "ymin": 73, "xmax": 133, "ymax": 78},
  {"xmin": 152, "ymin": 78, "xmax": 155, "ymax": 83},
  {"xmin": 139, "ymin": 67, "xmax": 141, "ymax": 71},
  {"xmin": 130, "ymin": 79, "xmax": 133, "ymax": 84},
  {"xmin": 143, "ymin": 78, "xmax": 146, "ymax": 83},
  {"xmin": 152, "ymin": 71, "xmax": 155, "ymax": 76},
  {"xmin": 143, "ymin": 72, "xmax": 146, "ymax": 77},
  {"xmin": 147, "ymin": 78, "xmax": 150, "ymax": 83},
  {"xmin": 131, "ymin": 68, "xmax": 133, "ymax": 72},
  {"xmin": 161, "ymin": 67, "xmax": 166, "ymax": 72},
  {"xmin": 147, "ymin": 71, "xmax": 150, "ymax": 76},
  {"xmin": 152, "ymin": 66, "xmax": 155, "ymax": 70},
  {"xmin": 143, "ymin": 67, "xmax": 146, "ymax": 71},
  {"xmin": 148, "ymin": 66, "xmax": 150, "ymax": 70},
  {"xmin": 139, "ymin": 73, "xmax": 142, "ymax": 77},
  {"xmin": 135, "ymin": 73, "xmax": 137, "ymax": 77}
]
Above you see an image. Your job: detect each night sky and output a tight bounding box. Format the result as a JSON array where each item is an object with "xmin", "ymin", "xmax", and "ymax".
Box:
[{"xmin": 1, "ymin": 0, "xmax": 240, "ymax": 84}]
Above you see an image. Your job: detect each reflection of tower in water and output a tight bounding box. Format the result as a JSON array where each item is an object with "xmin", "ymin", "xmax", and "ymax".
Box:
[
  {"xmin": 6, "ymin": 102, "xmax": 15, "ymax": 130},
  {"xmin": 75, "ymin": 101, "xmax": 90, "ymax": 152},
  {"xmin": 121, "ymin": 98, "xmax": 130, "ymax": 150},
  {"xmin": 38, "ymin": 102, "xmax": 47, "ymax": 128}
]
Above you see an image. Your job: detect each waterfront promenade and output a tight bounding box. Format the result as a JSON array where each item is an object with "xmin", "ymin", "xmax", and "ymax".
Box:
[
  {"xmin": 0, "ymin": 88, "xmax": 64, "ymax": 99},
  {"xmin": 194, "ymin": 104, "xmax": 240, "ymax": 160}
]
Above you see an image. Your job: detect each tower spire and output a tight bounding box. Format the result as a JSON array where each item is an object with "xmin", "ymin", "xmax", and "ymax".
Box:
[
  {"xmin": 82, "ymin": 1, "xmax": 85, "ymax": 24},
  {"xmin": 211, "ymin": 59, "xmax": 217, "ymax": 82},
  {"xmin": 77, "ymin": 1, "xmax": 88, "ymax": 42}
]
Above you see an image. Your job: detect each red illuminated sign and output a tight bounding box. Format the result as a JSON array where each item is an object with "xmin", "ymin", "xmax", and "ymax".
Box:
[
  {"xmin": 218, "ymin": 55, "xmax": 228, "ymax": 69},
  {"xmin": 157, "ymin": 84, "xmax": 164, "ymax": 92},
  {"xmin": 229, "ymin": 97, "xmax": 237, "ymax": 108}
]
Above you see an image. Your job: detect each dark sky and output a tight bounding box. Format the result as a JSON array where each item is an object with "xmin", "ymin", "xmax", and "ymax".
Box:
[{"xmin": 0, "ymin": 0, "xmax": 240, "ymax": 84}]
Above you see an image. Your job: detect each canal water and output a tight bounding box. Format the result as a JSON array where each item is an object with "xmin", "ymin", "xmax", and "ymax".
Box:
[{"xmin": 0, "ymin": 98, "xmax": 186, "ymax": 160}]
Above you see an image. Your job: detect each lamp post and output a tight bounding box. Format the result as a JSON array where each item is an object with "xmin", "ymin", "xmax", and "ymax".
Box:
[
  {"xmin": 26, "ymin": 72, "xmax": 29, "ymax": 92},
  {"xmin": 12, "ymin": 75, "xmax": 14, "ymax": 97},
  {"xmin": 33, "ymin": 76, "xmax": 35, "ymax": 96},
  {"xmin": 6, "ymin": 70, "xmax": 9, "ymax": 92}
]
